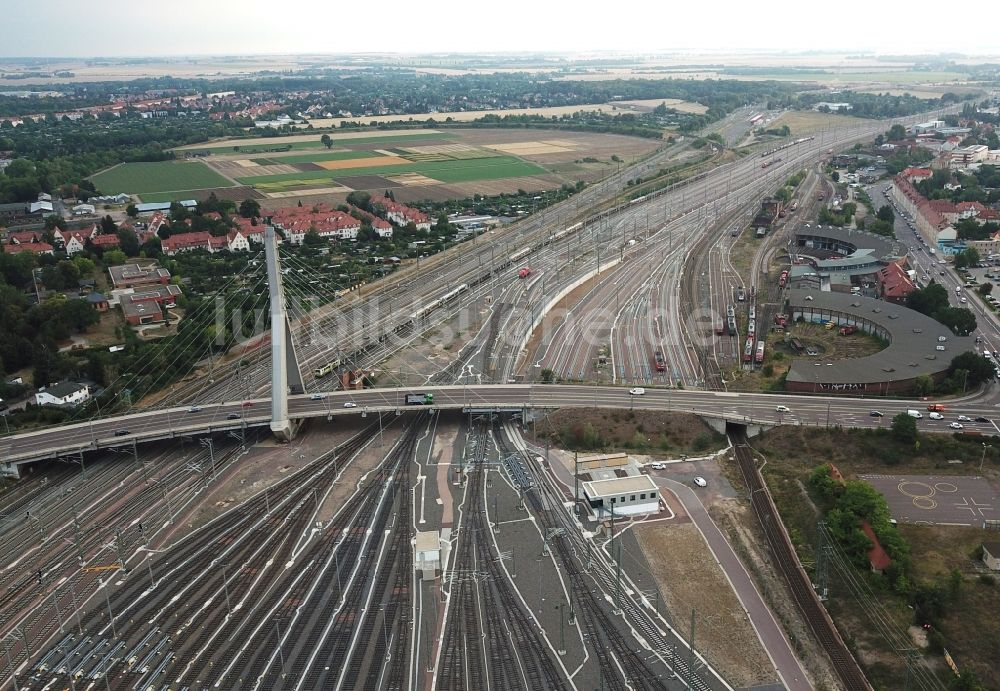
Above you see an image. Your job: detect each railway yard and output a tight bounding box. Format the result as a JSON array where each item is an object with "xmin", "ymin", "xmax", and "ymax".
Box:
[{"xmin": 4, "ymin": 99, "xmax": 990, "ymax": 691}]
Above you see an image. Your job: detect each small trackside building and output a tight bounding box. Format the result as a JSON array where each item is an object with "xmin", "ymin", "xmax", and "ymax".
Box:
[{"xmin": 581, "ymin": 475, "xmax": 660, "ymax": 518}]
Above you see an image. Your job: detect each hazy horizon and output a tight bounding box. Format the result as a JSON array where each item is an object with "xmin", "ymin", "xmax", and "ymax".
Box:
[{"xmin": 3, "ymin": 0, "xmax": 999, "ymax": 59}]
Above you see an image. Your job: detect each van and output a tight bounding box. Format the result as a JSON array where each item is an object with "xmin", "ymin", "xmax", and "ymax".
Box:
[{"xmin": 907, "ymin": 410, "xmax": 923, "ymax": 419}]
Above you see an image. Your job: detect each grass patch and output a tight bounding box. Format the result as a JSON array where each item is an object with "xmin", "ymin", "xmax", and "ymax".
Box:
[
  {"xmin": 91, "ymin": 161, "xmax": 234, "ymax": 195},
  {"xmin": 236, "ymin": 155, "xmax": 546, "ymax": 186}
]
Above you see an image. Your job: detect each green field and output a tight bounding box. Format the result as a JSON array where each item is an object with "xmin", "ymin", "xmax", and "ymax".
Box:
[
  {"xmin": 91, "ymin": 162, "xmax": 234, "ymax": 195},
  {"xmin": 236, "ymin": 156, "xmax": 546, "ymax": 188}
]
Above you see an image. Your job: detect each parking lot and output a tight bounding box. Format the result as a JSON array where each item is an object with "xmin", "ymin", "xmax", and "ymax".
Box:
[{"xmin": 861, "ymin": 474, "xmax": 999, "ymax": 526}]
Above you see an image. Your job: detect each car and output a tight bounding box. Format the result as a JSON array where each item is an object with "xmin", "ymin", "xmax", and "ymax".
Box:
[
  {"xmin": 975, "ymin": 417, "xmax": 991, "ymax": 423},
  {"xmin": 693, "ymin": 476, "xmax": 707, "ymax": 487},
  {"xmin": 650, "ymin": 462, "xmax": 666, "ymax": 470},
  {"xmin": 343, "ymin": 402, "xmax": 358, "ymax": 408},
  {"xmin": 629, "ymin": 387, "xmax": 645, "ymax": 396},
  {"xmin": 960, "ymin": 297, "xmax": 968, "ymax": 304},
  {"xmin": 310, "ymin": 393, "xmax": 327, "ymax": 400},
  {"xmin": 957, "ymin": 415, "xmax": 972, "ymax": 422},
  {"xmin": 949, "ymin": 422, "xmax": 964, "ymax": 430},
  {"xmin": 940, "ymin": 271, "xmax": 946, "ymax": 276},
  {"xmin": 869, "ymin": 410, "xmax": 884, "ymax": 417},
  {"xmin": 241, "ymin": 401, "xmax": 253, "ymax": 408},
  {"xmin": 929, "ymin": 412, "xmax": 944, "ymax": 420},
  {"xmin": 114, "ymin": 429, "xmax": 130, "ymax": 437},
  {"xmin": 187, "ymin": 406, "xmax": 202, "ymax": 413},
  {"xmin": 775, "ymin": 405, "xmax": 791, "ymax": 413},
  {"xmin": 227, "ymin": 413, "xmax": 241, "ymax": 420}
]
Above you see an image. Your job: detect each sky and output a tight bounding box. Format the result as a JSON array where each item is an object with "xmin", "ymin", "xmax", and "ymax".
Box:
[{"xmin": 3, "ymin": 0, "xmax": 999, "ymax": 58}]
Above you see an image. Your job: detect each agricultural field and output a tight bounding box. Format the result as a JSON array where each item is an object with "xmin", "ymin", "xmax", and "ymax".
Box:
[
  {"xmin": 109, "ymin": 128, "xmax": 661, "ymax": 204},
  {"xmin": 89, "ymin": 161, "xmax": 235, "ymax": 196}
]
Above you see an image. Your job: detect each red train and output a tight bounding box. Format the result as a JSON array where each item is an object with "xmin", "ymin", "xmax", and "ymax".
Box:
[{"xmin": 654, "ymin": 350, "xmax": 667, "ymax": 372}]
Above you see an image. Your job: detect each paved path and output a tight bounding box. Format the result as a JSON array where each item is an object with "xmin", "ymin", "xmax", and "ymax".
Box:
[{"xmin": 657, "ymin": 477, "xmax": 812, "ymax": 691}]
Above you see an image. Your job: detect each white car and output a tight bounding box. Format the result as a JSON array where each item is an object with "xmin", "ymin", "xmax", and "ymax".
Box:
[
  {"xmin": 929, "ymin": 412, "xmax": 944, "ymax": 420},
  {"xmin": 949, "ymin": 422, "xmax": 964, "ymax": 430},
  {"xmin": 957, "ymin": 415, "xmax": 972, "ymax": 422},
  {"xmin": 343, "ymin": 402, "xmax": 358, "ymax": 408},
  {"xmin": 775, "ymin": 405, "xmax": 791, "ymax": 413},
  {"xmin": 650, "ymin": 462, "xmax": 666, "ymax": 470},
  {"xmin": 310, "ymin": 393, "xmax": 327, "ymax": 400},
  {"xmin": 187, "ymin": 406, "xmax": 202, "ymax": 413},
  {"xmin": 960, "ymin": 297, "xmax": 968, "ymax": 304},
  {"xmin": 693, "ymin": 476, "xmax": 708, "ymax": 488},
  {"xmin": 629, "ymin": 387, "xmax": 646, "ymax": 396}
]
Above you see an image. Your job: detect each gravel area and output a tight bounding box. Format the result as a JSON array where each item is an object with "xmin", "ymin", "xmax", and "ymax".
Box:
[{"xmin": 634, "ymin": 521, "xmax": 775, "ymax": 688}]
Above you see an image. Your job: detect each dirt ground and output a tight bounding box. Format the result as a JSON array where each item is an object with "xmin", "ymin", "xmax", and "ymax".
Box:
[
  {"xmin": 452, "ymin": 128, "xmax": 661, "ymax": 166},
  {"xmin": 634, "ymin": 521, "xmax": 775, "ymax": 687},
  {"xmin": 528, "ymin": 408, "xmax": 725, "ymax": 456}
]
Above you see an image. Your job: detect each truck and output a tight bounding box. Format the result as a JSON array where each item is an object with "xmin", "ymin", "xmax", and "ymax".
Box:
[
  {"xmin": 839, "ymin": 325, "xmax": 858, "ymax": 336},
  {"xmin": 405, "ymin": 393, "xmax": 435, "ymax": 405},
  {"xmin": 927, "ymin": 403, "xmax": 945, "ymax": 412},
  {"xmin": 518, "ymin": 267, "xmax": 532, "ymax": 279}
]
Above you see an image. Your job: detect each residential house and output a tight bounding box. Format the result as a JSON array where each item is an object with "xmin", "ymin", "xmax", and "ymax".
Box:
[
  {"xmin": 2, "ymin": 241, "xmax": 53, "ymax": 256},
  {"xmin": 87, "ymin": 292, "xmax": 109, "ymax": 312},
  {"xmin": 90, "ymin": 234, "xmax": 121, "ymax": 250},
  {"xmin": 877, "ymin": 262, "xmax": 916, "ymax": 304},
  {"xmin": 377, "ymin": 199, "xmax": 432, "ymax": 231},
  {"xmin": 35, "ymin": 382, "xmax": 90, "ymax": 407},
  {"xmin": 860, "ymin": 521, "xmax": 892, "ymax": 575}
]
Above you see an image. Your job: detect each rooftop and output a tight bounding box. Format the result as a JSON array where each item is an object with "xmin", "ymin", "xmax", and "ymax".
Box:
[
  {"xmin": 580, "ymin": 475, "xmax": 659, "ymax": 499},
  {"xmin": 785, "ymin": 289, "xmax": 974, "ymax": 387}
]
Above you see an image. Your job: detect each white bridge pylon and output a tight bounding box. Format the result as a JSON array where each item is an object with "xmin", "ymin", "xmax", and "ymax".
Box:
[{"xmin": 264, "ymin": 225, "xmax": 306, "ymax": 440}]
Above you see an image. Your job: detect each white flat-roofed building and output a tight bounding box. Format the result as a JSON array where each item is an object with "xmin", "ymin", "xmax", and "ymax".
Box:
[
  {"xmin": 415, "ymin": 530, "xmax": 441, "ymax": 575},
  {"xmin": 582, "ymin": 475, "xmax": 660, "ymax": 518}
]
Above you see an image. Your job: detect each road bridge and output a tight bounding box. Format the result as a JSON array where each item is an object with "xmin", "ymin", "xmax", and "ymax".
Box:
[{"xmin": 3, "ymin": 383, "xmax": 995, "ymax": 475}]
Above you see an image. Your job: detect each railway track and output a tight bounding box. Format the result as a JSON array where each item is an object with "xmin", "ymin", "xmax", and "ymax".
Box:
[
  {"xmin": 729, "ymin": 426, "xmax": 871, "ymax": 691},
  {"xmin": 437, "ymin": 421, "xmax": 567, "ymax": 691},
  {"xmin": 14, "ymin": 422, "xmax": 387, "ymax": 690}
]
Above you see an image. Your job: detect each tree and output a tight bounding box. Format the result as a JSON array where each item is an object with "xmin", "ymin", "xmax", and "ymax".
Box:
[
  {"xmin": 345, "ymin": 191, "xmax": 371, "ymax": 210},
  {"xmin": 934, "ymin": 306, "xmax": 977, "ymax": 336},
  {"xmin": 887, "ymin": 124, "xmax": 907, "ymax": 141},
  {"xmin": 891, "ymin": 413, "xmax": 918, "ymax": 445},
  {"xmin": 978, "ymin": 282, "xmax": 993, "ymax": 296},
  {"xmin": 103, "ymin": 249, "xmax": 127, "ymax": 266},
  {"xmin": 320, "ymin": 134, "xmax": 333, "ymax": 149},
  {"xmin": 949, "ymin": 352, "xmax": 994, "ymax": 387},
  {"xmin": 117, "ymin": 229, "xmax": 139, "ymax": 257},
  {"xmin": 953, "ymin": 247, "xmax": 980, "ymax": 270},
  {"xmin": 239, "ymin": 199, "xmax": 261, "ymax": 219},
  {"xmin": 125, "ymin": 203, "xmax": 138, "ymax": 218},
  {"xmin": 906, "ymin": 283, "xmax": 950, "ymax": 317},
  {"xmin": 831, "ymin": 171, "xmax": 840, "ymax": 182},
  {"xmin": 302, "ymin": 229, "xmax": 324, "ymax": 247},
  {"xmin": 876, "ymin": 205, "xmax": 894, "ymax": 224},
  {"xmin": 100, "ymin": 215, "xmax": 117, "ymax": 235}
]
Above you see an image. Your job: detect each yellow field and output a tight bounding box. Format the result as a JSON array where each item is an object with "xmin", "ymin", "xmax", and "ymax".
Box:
[
  {"xmin": 484, "ymin": 140, "xmax": 578, "ymax": 155},
  {"xmin": 766, "ymin": 110, "xmax": 869, "ymax": 136},
  {"xmin": 315, "ymin": 155, "xmax": 408, "ymax": 171}
]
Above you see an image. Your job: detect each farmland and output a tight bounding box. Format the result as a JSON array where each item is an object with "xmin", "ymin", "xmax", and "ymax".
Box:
[
  {"xmin": 90, "ymin": 161, "xmax": 235, "ymax": 196},
  {"xmin": 235, "ymin": 155, "xmax": 545, "ymax": 188}
]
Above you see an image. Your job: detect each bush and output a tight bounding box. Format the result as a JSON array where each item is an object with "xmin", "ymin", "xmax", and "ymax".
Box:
[{"xmin": 978, "ymin": 573, "xmax": 996, "ymax": 587}]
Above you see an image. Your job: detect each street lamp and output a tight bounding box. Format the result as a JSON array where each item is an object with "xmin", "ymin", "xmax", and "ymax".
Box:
[{"xmin": 980, "ymin": 443, "xmax": 991, "ymax": 473}]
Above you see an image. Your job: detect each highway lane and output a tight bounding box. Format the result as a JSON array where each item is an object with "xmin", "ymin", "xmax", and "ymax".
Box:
[{"xmin": 5, "ymin": 382, "xmax": 998, "ymax": 467}]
